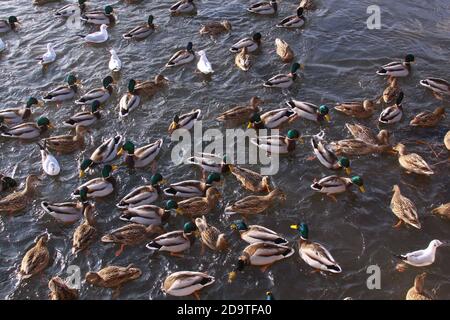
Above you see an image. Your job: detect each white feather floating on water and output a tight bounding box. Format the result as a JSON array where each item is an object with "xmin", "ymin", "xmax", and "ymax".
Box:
[
  {"xmin": 109, "ymin": 48, "xmax": 122, "ymax": 72},
  {"xmin": 196, "ymin": 50, "xmax": 214, "ymax": 74}
]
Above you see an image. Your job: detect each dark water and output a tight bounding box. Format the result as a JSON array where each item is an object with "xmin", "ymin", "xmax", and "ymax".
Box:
[{"xmin": 0, "ymin": 0, "xmax": 449, "ymax": 300}]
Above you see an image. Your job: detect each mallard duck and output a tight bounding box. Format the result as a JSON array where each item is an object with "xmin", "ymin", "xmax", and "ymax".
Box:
[
  {"xmin": 379, "ymin": 91, "xmax": 405, "ymax": 124},
  {"xmin": 116, "ymin": 174, "xmax": 165, "ymax": 209},
  {"xmin": 120, "ymin": 204, "xmax": 171, "ymax": 226},
  {"xmin": 420, "ymin": 78, "xmax": 450, "ymax": 100},
  {"xmin": 63, "ymin": 100, "xmax": 101, "ymax": 128},
  {"xmin": 249, "ymin": 108, "xmax": 299, "ymax": 129},
  {"xmin": 0, "ymin": 174, "xmax": 17, "ymax": 193},
  {"xmin": 118, "ymin": 139, "xmax": 163, "ymax": 169},
  {"xmin": 75, "ymin": 76, "xmax": 113, "ymax": 105},
  {"xmin": 81, "ymin": 5, "xmax": 115, "ymax": 25},
  {"xmin": 85, "ymin": 265, "xmax": 141, "ymax": 297},
  {"xmin": 216, "ymin": 97, "xmax": 263, "ymax": 126},
  {"xmin": 229, "ymin": 165, "xmax": 271, "ymax": 193},
  {"xmin": 55, "ymin": 0, "xmax": 87, "ymax": 17},
  {"xmin": 38, "ymin": 142, "xmax": 60, "ymax": 176},
  {"xmin": 163, "ymin": 173, "xmax": 221, "ymax": 198},
  {"xmin": 0, "ymin": 175, "xmax": 40, "ymax": 214},
  {"xmin": 311, "ymin": 132, "xmax": 351, "ymax": 174},
  {"xmin": 123, "ymin": 15, "xmax": 155, "ymax": 40},
  {"xmin": 119, "ymin": 79, "xmax": 141, "ymax": 118},
  {"xmin": 48, "ymin": 277, "xmax": 79, "ymax": 300},
  {"xmin": 287, "ymin": 100, "xmax": 331, "ymax": 123},
  {"xmin": 43, "ymin": 74, "xmax": 79, "ymax": 104},
  {"xmin": 41, "ymin": 187, "xmax": 88, "ymax": 224},
  {"xmin": 73, "ymin": 165, "xmax": 116, "ymax": 199},
  {"xmin": 162, "ymin": 271, "xmax": 215, "ymax": 300},
  {"xmin": 235, "ymin": 47, "xmax": 251, "ymax": 71},
  {"xmin": 224, "ymin": 188, "xmax": 285, "ymax": 217},
  {"xmin": 406, "ymin": 273, "xmax": 432, "ymax": 300},
  {"xmin": 329, "ymin": 136, "xmax": 391, "ymax": 156},
  {"xmin": 432, "ymin": 203, "xmax": 450, "ymax": 219},
  {"xmin": 79, "ymin": 135, "xmax": 123, "ymax": 177},
  {"xmin": 230, "ymin": 220, "xmax": 288, "ymax": 245},
  {"xmin": 187, "ymin": 153, "xmax": 230, "ymax": 174},
  {"xmin": 445, "ymin": 131, "xmax": 450, "ymax": 150},
  {"xmin": 146, "ymin": 222, "xmax": 197, "ymax": 256},
  {"xmin": 19, "ymin": 235, "xmax": 50, "ymax": 280},
  {"xmin": 382, "ymin": 77, "xmax": 400, "ymax": 104},
  {"xmin": 166, "ymin": 188, "xmax": 221, "ymax": 218},
  {"xmin": 72, "ymin": 202, "xmax": 96, "ymax": 254},
  {"xmin": 0, "ymin": 97, "xmax": 42, "ymax": 126},
  {"xmin": 109, "ymin": 49, "xmax": 121, "ymax": 72},
  {"xmin": 395, "ymin": 240, "xmax": 446, "ymax": 268},
  {"xmin": 101, "ymin": 223, "xmax": 164, "ymax": 256},
  {"xmin": 134, "ymin": 75, "xmax": 169, "ymax": 98},
  {"xmin": 247, "ymin": 0, "xmax": 278, "ymax": 15},
  {"xmin": 165, "ymin": 42, "xmax": 195, "ymax": 67},
  {"xmin": 195, "ymin": 215, "xmax": 228, "ymax": 251},
  {"xmin": 311, "ymin": 175, "xmax": 365, "ymax": 198},
  {"xmin": 290, "ymin": 223, "xmax": 342, "ymax": 273},
  {"xmin": 393, "ymin": 143, "xmax": 434, "ymax": 176},
  {"xmin": 335, "ymin": 100, "xmax": 376, "ymax": 119},
  {"xmin": 0, "ymin": 16, "xmax": 19, "ymax": 33},
  {"xmin": 168, "ymin": 109, "xmax": 201, "ymax": 134},
  {"xmin": 0, "ymin": 116, "xmax": 52, "ymax": 140},
  {"xmin": 264, "ymin": 63, "xmax": 301, "ymax": 89},
  {"xmin": 390, "ymin": 184, "xmax": 421, "ymax": 229},
  {"xmin": 170, "ymin": 0, "xmax": 196, "ymax": 15},
  {"xmin": 199, "ymin": 20, "xmax": 231, "ymax": 36},
  {"xmin": 376, "ymin": 54, "xmax": 415, "ymax": 78},
  {"xmin": 276, "ymin": 7, "xmax": 305, "ymax": 28},
  {"xmin": 230, "ymin": 33, "xmax": 262, "ymax": 53},
  {"xmin": 299, "ymin": 0, "xmax": 316, "ymax": 10},
  {"xmin": 250, "ymin": 129, "xmax": 302, "ymax": 154},
  {"xmin": 42, "ymin": 125, "xmax": 87, "ymax": 154},
  {"xmin": 345, "ymin": 123, "xmax": 388, "ymax": 145},
  {"xmin": 275, "ymin": 38, "xmax": 294, "ymax": 63},
  {"xmin": 410, "ymin": 107, "xmax": 445, "ymax": 127},
  {"xmin": 78, "ymin": 24, "xmax": 109, "ymax": 44}
]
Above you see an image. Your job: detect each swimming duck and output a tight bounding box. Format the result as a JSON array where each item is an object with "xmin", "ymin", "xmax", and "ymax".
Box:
[
  {"xmin": 162, "ymin": 271, "xmax": 215, "ymax": 300},
  {"xmin": 197, "ymin": 50, "xmax": 214, "ymax": 74},
  {"xmin": 79, "ymin": 135, "xmax": 123, "ymax": 177},
  {"xmin": 230, "ymin": 220, "xmax": 288, "ymax": 245},
  {"xmin": 19, "ymin": 235, "xmax": 50, "ymax": 280},
  {"xmin": 119, "ymin": 79, "xmax": 141, "ymax": 118},
  {"xmin": 120, "ymin": 204, "xmax": 171, "ymax": 226},
  {"xmin": 0, "ymin": 174, "xmax": 17, "ymax": 193},
  {"xmin": 116, "ymin": 174, "xmax": 165, "ymax": 209},
  {"xmin": 38, "ymin": 142, "xmax": 60, "ymax": 176},
  {"xmin": 410, "ymin": 107, "xmax": 445, "ymax": 127},
  {"xmin": 420, "ymin": 78, "xmax": 450, "ymax": 100},
  {"xmin": 195, "ymin": 215, "xmax": 228, "ymax": 252},
  {"xmin": 224, "ymin": 188, "xmax": 285, "ymax": 217},
  {"xmin": 41, "ymin": 187, "xmax": 88, "ymax": 224},
  {"xmin": 0, "ymin": 175, "xmax": 40, "ymax": 214},
  {"xmin": 311, "ymin": 132, "xmax": 351, "ymax": 174},
  {"xmin": 290, "ymin": 223, "xmax": 342, "ymax": 273},
  {"xmin": 216, "ymin": 97, "xmax": 263, "ymax": 126},
  {"xmin": 287, "ymin": 100, "xmax": 331, "ymax": 123},
  {"xmin": 393, "ymin": 143, "xmax": 434, "ymax": 175},
  {"xmin": 0, "ymin": 116, "xmax": 52, "ymax": 140},
  {"xmin": 229, "ymin": 165, "xmax": 271, "ymax": 193},
  {"xmin": 432, "ymin": 203, "xmax": 450, "ymax": 219},
  {"xmin": 118, "ymin": 139, "xmax": 163, "ymax": 169},
  {"xmin": 0, "ymin": 97, "xmax": 42, "ymax": 126},
  {"xmin": 390, "ymin": 184, "xmax": 421, "ymax": 229},
  {"xmin": 73, "ymin": 165, "xmax": 116, "ymax": 199},
  {"xmin": 165, "ymin": 42, "xmax": 195, "ymax": 67},
  {"xmin": 163, "ymin": 172, "xmax": 221, "ymax": 198},
  {"xmin": 345, "ymin": 123, "xmax": 389, "ymax": 145},
  {"xmin": 109, "ymin": 49, "xmax": 122, "ymax": 72},
  {"xmin": 79, "ymin": 24, "xmax": 109, "ymax": 44},
  {"xmin": 335, "ymin": 100, "xmax": 376, "ymax": 119},
  {"xmin": 276, "ymin": 7, "xmax": 305, "ymax": 28},
  {"xmin": 249, "ymin": 108, "xmax": 299, "ymax": 129},
  {"xmin": 81, "ymin": 5, "xmax": 115, "ymax": 25},
  {"xmin": 166, "ymin": 187, "xmax": 221, "ymax": 218},
  {"xmin": 382, "ymin": 78, "xmax": 400, "ymax": 104},
  {"xmin": 250, "ymin": 129, "xmax": 302, "ymax": 154},
  {"xmin": 247, "ymin": 0, "xmax": 278, "ymax": 15},
  {"xmin": 55, "ymin": 0, "xmax": 87, "ymax": 17},
  {"xmin": 0, "ymin": 16, "xmax": 19, "ymax": 33},
  {"xmin": 235, "ymin": 47, "xmax": 251, "ymax": 71},
  {"xmin": 329, "ymin": 135, "xmax": 391, "ymax": 156},
  {"xmin": 63, "ymin": 100, "xmax": 101, "ymax": 128},
  {"xmin": 123, "ymin": 15, "xmax": 156, "ymax": 40},
  {"xmin": 263, "ymin": 63, "xmax": 301, "ymax": 89},
  {"xmin": 43, "ymin": 74, "xmax": 79, "ymax": 104},
  {"xmin": 134, "ymin": 75, "xmax": 169, "ymax": 98},
  {"xmin": 406, "ymin": 273, "xmax": 432, "ymax": 300},
  {"xmin": 379, "ymin": 92, "xmax": 404, "ymax": 124},
  {"xmin": 48, "ymin": 277, "xmax": 79, "ymax": 300},
  {"xmin": 75, "ymin": 76, "xmax": 114, "ymax": 105},
  {"xmin": 37, "ymin": 43, "xmax": 56, "ymax": 67},
  {"xmin": 187, "ymin": 153, "xmax": 230, "ymax": 174},
  {"xmin": 168, "ymin": 109, "xmax": 201, "ymax": 134},
  {"xmin": 199, "ymin": 20, "xmax": 232, "ymax": 36},
  {"xmin": 101, "ymin": 223, "xmax": 164, "ymax": 256},
  {"xmin": 146, "ymin": 222, "xmax": 198, "ymax": 256},
  {"xmin": 85, "ymin": 265, "xmax": 141, "ymax": 298},
  {"xmin": 395, "ymin": 240, "xmax": 446, "ymax": 268},
  {"xmin": 311, "ymin": 175, "xmax": 365, "ymax": 199},
  {"xmin": 72, "ymin": 202, "xmax": 97, "ymax": 254},
  {"xmin": 42, "ymin": 125, "xmax": 88, "ymax": 154},
  {"xmin": 275, "ymin": 38, "xmax": 294, "ymax": 63},
  {"xmin": 170, "ymin": 0, "xmax": 196, "ymax": 15},
  {"xmin": 377, "ymin": 54, "xmax": 415, "ymax": 79},
  {"xmin": 230, "ymin": 33, "xmax": 262, "ymax": 53}
]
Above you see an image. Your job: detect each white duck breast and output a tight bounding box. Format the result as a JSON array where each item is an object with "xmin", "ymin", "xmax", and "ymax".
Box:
[
  {"xmin": 286, "ymin": 100, "xmax": 319, "ymax": 121},
  {"xmin": 379, "ymin": 105, "xmax": 402, "ymax": 123},
  {"xmin": 120, "ymin": 205, "xmax": 165, "ymax": 225},
  {"xmin": 40, "ymin": 148, "xmax": 61, "ymax": 176},
  {"xmin": 162, "ymin": 271, "xmax": 215, "ymax": 297},
  {"xmin": 75, "ymin": 178, "xmax": 114, "ymax": 198},
  {"xmin": 38, "ymin": 44, "xmax": 56, "ymax": 65},
  {"xmin": 230, "ymin": 38, "xmax": 259, "ymax": 53},
  {"xmin": 109, "ymin": 49, "xmax": 122, "ymax": 72},
  {"xmin": 196, "ymin": 50, "xmax": 214, "ymax": 74},
  {"xmin": 81, "ymin": 24, "xmax": 108, "ymax": 43},
  {"xmin": 91, "ymin": 135, "xmax": 123, "ymax": 164},
  {"xmin": 147, "ymin": 230, "xmax": 191, "ymax": 252},
  {"xmin": 117, "ymin": 186, "xmax": 158, "ymax": 209},
  {"xmin": 119, "ymin": 93, "xmax": 141, "ymax": 118},
  {"xmin": 299, "ymin": 241, "xmax": 342, "ymax": 273},
  {"xmin": 247, "ymin": 1, "xmax": 277, "ymax": 15},
  {"xmin": 41, "ymin": 201, "xmax": 83, "ymax": 223}
]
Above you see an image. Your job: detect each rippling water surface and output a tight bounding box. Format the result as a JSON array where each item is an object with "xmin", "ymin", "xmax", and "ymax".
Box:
[{"xmin": 0, "ymin": 0, "xmax": 449, "ymax": 300}]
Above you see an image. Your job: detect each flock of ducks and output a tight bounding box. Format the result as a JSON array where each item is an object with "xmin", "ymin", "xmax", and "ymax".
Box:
[{"xmin": 0, "ymin": 0, "xmax": 449, "ymax": 300}]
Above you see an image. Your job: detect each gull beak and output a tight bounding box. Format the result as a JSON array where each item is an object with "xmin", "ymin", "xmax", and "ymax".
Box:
[
  {"xmin": 324, "ymin": 114, "xmax": 331, "ymax": 122},
  {"xmin": 117, "ymin": 148, "xmax": 123, "ymax": 156},
  {"xmin": 79, "ymin": 170, "xmax": 85, "ymax": 178},
  {"xmin": 359, "ymin": 186, "xmax": 366, "ymax": 193},
  {"xmin": 345, "ymin": 167, "xmax": 352, "ymax": 175}
]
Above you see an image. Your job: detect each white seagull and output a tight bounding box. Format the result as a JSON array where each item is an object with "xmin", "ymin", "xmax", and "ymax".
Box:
[
  {"xmin": 38, "ymin": 143, "xmax": 60, "ymax": 176},
  {"xmin": 37, "ymin": 43, "xmax": 56, "ymax": 66},
  {"xmin": 395, "ymin": 240, "xmax": 447, "ymax": 267},
  {"xmin": 109, "ymin": 49, "xmax": 122, "ymax": 72},
  {"xmin": 196, "ymin": 50, "xmax": 213, "ymax": 74},
  {"xmin": 79, "ymin": 24, "xmax": 108, "ymax": 44}
]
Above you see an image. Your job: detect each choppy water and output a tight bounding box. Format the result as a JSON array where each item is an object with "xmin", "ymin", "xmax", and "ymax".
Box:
[{"xmin": 0, "ymin": 0, "xmax": 449, "ymax": 300}]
